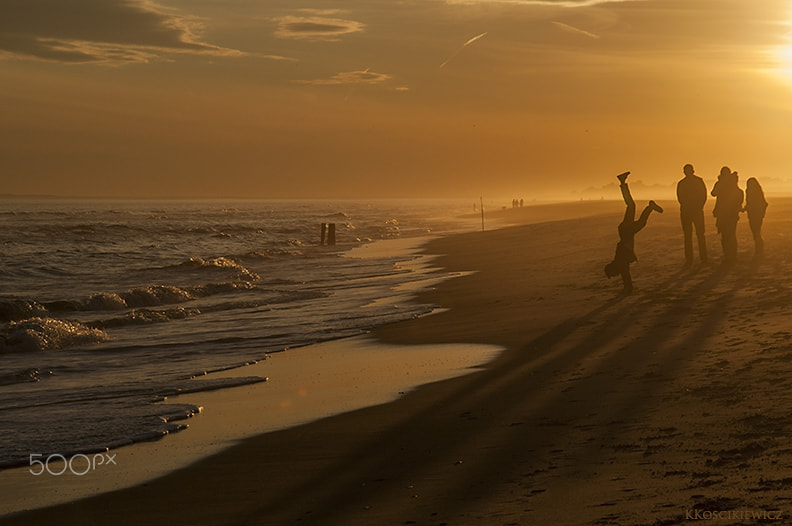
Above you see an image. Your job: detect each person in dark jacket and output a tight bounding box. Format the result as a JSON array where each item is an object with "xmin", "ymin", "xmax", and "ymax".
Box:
[{"xmin": 676, "ymin": 163, "xmax": 708, "ymax": 266}]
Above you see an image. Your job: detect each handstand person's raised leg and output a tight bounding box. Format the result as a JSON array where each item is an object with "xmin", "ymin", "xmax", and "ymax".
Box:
[
  {"xmin": 635, "ymin": 200, "xmax": 663, "ymax": 231},
  {"xmin": 618, "ymin": 172, "xmax": 635, "ymax": 223}
]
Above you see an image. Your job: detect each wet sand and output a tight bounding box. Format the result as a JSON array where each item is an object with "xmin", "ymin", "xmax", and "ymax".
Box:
[
  {"xmin": 4, "ymin": 197, "xmax": 792, "ymax": 525},
  {"xmin": 0, "ymin": 336, "xmax": 503, "ymax": 516}
]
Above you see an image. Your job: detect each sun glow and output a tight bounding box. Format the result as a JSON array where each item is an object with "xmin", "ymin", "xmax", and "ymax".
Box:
[
  {"xmin": 773, "ymin": 7, "xmax": 792, "ymax": 83},
  {"xmin": 777, "ymin": 43, "xmax": 792, "ymax": 82}
]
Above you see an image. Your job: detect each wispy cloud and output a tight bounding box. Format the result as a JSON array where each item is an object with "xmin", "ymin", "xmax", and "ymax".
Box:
[
  {"xmin": 552, "ymin": 21, "xmax": 600, "ymax": 39},
  {"xmin": 296, "ymin": 70, "xmax": 392, "ymax": 86},
  {"xmin": 275, "ymin": 16, "xmax": 365, "ymax": 41},
  {"xmin": 440, "ymin": 32, "xmax": 489, "ymax": 68},
  {"xmin": 0, "ymin": 0, "xmax": 241, "ymax": 64},
  {"xmin": 295, "ymin": 9, "xmax": 347, "ymax": 17}
]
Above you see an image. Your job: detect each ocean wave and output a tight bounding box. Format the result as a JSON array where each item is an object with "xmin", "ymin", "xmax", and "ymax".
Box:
[
  {"xmin": 241, "ymin": 249, "xmax": 305, "ymax": 260},
  {"xmin": 51, "ymin": 286, "xmax": 196, "ymax": 312},
  {"xmin": 2, "ymin": 281, "xmax": 260, "ymax": 325},
  {"xmin": 118, "ymin": 285, "xmax": 196, "ymax": 308},
  {"xmin": 381, "ymin": 218, "xmax": 401, "ymax": 238},
  {"xmin": 0, "ymin": 368, "xmax": 54, "ymax": 386},
  {"xmin": 99, "ymin": 306, "xmax": 202, "ymax": 328},
  {"xmin": 192, "ymin": 281, "xmax": 257, "ymax": 296},
  {"xmin": 176, "ymin": 256, "xmax": 260, "ymax": 281},
  {"xmin": 84, "ymin": 292, "xmax": 131, "ymax": 311},
  {"xmin": 182, "ymin": 224, "xmax": 263, "ymax": 237},
  {"xmin": 0, "ymin": 299, "xmax": 49, "ymax": 322},
  {"xmin": 0, "ymin": 318, "xmax": 110, "ymax": 353}
]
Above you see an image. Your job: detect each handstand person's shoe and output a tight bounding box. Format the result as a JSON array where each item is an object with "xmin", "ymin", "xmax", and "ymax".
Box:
[
  {"xmin": 617, "ymin": 171, "xmax": 630, "ymax": 184},
  {"xmin": 649, "ymin": 200, "xmax": 664, "ymax": 213}
]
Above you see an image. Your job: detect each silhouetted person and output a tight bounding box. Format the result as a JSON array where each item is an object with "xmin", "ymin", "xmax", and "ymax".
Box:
[
  {"xmin": 711, "ymin": 166, "xmax": 743, "ymax": 264},
  {"xmin": 676, "ymin": 163, "xmax": 708, "ymax": 266},
  {"xmin": 743, "ymin": 177, "xmax": 768, "ymax": 260},
  {"xmin": 605, "ymin": 171, "xmax": 663, "ymax": 294}
]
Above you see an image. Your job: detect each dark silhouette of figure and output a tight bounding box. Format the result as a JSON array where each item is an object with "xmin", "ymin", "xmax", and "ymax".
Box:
[
  {"xmin": 605, "ymin": 171, "xmax": 663, "ymax": 294},
  {"xmin": 743, "ymin": 177, "xmax": 768, "ymax": 260},
  {"xmin": 676, "ymin": 163, "xmax": 707, "ymax": 266},
  {"xmin": 711, "ymin": 166, "xmax": 744, "ymax": 264}
]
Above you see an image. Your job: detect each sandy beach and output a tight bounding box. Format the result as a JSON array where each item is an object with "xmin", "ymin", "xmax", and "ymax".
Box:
[{"xmin": 4, "ymin": 197, "xmax": 792, "ymax": 525}]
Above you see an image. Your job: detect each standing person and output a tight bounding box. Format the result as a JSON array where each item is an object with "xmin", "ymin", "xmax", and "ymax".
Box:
[
  {"xmin": 743, "ymin": 177, "xmax": 768, "ymax": 259},
  {"xmin": 676, "ymin": 163, "xmax": 708, "ymax": 266},
  {"xmin": 604, "ymin": 171, "xmax": 664, "ymax": 294},
  {"xmin": 711, "ymin": 166, "xmax": 744, "ymax": 264}
]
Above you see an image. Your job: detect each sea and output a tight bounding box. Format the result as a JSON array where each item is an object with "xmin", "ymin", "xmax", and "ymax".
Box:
[{"xmin": 0, "ymin": 198, "xmax": 478, "ymax": 469}]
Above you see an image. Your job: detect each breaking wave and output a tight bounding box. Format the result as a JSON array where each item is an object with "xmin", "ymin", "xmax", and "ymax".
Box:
[
  {"xmin": 0, "ymin": 318, "xmax": 110, "ymax": 353},
  {"xmin": 0, "ymin": 282, "xmax": 259, "ymax": 323},
  {"xmin": 174, "ymin": 256, "xmax": 260, "ymax": 281}
]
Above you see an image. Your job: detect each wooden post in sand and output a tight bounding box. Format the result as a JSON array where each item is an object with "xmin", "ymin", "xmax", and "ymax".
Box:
[
  {"xmin": 480, "ymin": 196, "xmax": 485, "ymax": 231},
  {"xmin": 320, "ymin": 223, "xmax": 327, "ymax": 245},
  {"xmin": 327, "ymin": 223, "xmax": 336, "ymax": 245}
]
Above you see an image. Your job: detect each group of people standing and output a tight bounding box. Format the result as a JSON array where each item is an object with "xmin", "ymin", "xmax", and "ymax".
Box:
[
  {"xmin": 605, "ymin": 165, "xmax": 768, "ymax": 294},
  {"xmin": 677, "ymin": 164, "xmax": 767, "ymax": 265}
]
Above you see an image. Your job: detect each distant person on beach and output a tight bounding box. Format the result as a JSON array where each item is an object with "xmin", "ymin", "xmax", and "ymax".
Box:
[
  {"xmin": 743, "ymin": 177, "xmax": 768, "ymax": 260},
  {"xmin": 605, "ymin": 171, "xmax": 664, "ymax": 294},
  {"xmin": 711, "ymin": 166, "xmax": 744, "ymax": 264},
  {"xmin": 676, "ymin": 163, "xmax": 708, "ymax": 266}
]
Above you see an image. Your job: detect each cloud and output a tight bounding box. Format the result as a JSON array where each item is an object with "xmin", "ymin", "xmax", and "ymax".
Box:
[
  {"xmin": 296, "ymin": 70, "xmax": 392, "ymax": 86},
  {"xmin": 275, "ymin": 16, "xmax": 365, "ymax": 41},
  {"xmin": 552, "ymin": 21, "xmax": 600, "ymax": 39},
  {"xmin": 295, "ymin": 9, "xmax": 347, "ymax": 17},
  {"xmin": 0, "ymin": 0, "xmax": 241, "ymax": 64}
]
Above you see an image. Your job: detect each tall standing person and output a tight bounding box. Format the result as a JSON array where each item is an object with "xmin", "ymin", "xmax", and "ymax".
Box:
[{"xmin": 676, "ymin": 163, "xmax": 708, "ymax": 266}]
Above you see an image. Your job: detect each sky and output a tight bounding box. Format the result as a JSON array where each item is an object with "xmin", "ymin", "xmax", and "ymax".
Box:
[{"xmin": 1, "ymin": 0, "xmax": 792, "ymax": 200}]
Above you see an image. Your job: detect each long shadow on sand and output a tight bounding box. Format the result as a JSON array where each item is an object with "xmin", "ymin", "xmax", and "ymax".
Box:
[
  {"xmin": 229, "ymin": 264, "xmax": 746, "ymax": 524},
  {"xmin": 0, "ymin": 263, "xmax": 757, "ymax": 526}
]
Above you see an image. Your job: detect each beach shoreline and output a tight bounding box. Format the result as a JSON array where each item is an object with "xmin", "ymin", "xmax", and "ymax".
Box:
[
  {"xmin": 0, "ymin": 233, "xmax": 505, "ymax": 516},
  {"xmin": 5, "ymin": 198, "xmax": 792, "ymax": 525},
  {"xmin": 0, "ymin": 200, "xmax": 612, "ymax": 519}
]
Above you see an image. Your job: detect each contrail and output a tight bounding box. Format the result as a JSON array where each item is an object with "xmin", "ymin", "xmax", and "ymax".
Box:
[
  {"xmin": 440, "ymin": 31, "xmax": 488, "ymax": 69},
  {"xmin": 463, "ymin": 32, "xmax": 488, "ymax": 47},
  {"xmin": 552, "ymin": 21, "xmax": 599, "ymax": 39}
]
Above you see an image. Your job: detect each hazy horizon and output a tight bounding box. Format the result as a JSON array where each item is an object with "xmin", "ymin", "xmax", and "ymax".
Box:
[{"xmin": 2, "ymin": 0, "xmax": 792, "ymax": 199}]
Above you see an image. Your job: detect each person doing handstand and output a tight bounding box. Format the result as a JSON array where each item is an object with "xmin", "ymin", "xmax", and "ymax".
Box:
[{"xmin": 604, "ymin": 171, "xmax": 664, "ymax": 294}]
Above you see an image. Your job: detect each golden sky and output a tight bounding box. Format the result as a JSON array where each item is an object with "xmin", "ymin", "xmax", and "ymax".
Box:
[{"xmin": 1, "ymin": 0, "xmax": 791, "ymax": 199}]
